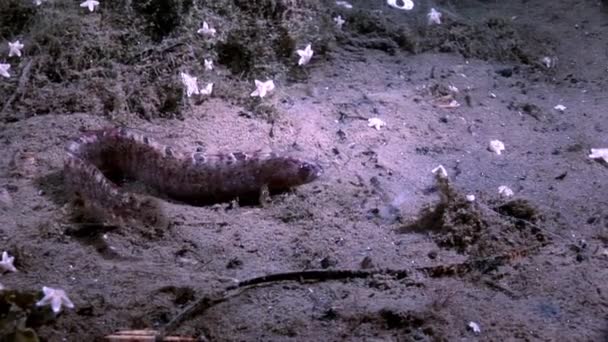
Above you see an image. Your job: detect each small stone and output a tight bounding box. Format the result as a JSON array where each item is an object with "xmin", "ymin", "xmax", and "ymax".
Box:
[
  {"xmin": 320, "ymin": 256, "xmax": 337, "ymax": 269},
  {"xmin": 360, "ymin": 256, "xmax": 374, "ymax": 269},
  {"xmin": 368, "ymin": 118, "xmax": 386, "ymax": 130},
  {"xmin": 488, "ymin": 140, "xmax": 505, "ymax": 155},
  {"xmin": 498, "ymin": 185, "xmax": 514, "ymax": 197}
]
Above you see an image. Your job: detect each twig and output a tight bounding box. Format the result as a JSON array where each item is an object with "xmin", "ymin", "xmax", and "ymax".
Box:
[
  {"xmin": 157, "ymin": 268, "xmax": 410, "ymax": 338},
  {"xmin": 229, "ymin": 269, "xmax": 410, "ymax": 289},
  {"xmin": 156, "ymin": 248, "xmax": 544, "ymax": 339}
]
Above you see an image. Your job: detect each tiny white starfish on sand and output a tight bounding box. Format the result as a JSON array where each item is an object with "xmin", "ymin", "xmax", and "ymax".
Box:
[
  {"xmin": 542, "ymin": 56, "xmax": 555, "ymax": 68},
  {"xmin": 468, "ymin": 321, "xmax": 481, "ymax": 334},
  {"xmin": 589, "ymin": 148, "xmax": 608, "ymax": 163},
  {"xmin": 498, "ymin": 185, "xmax": 514, "ymax": 197},
  {"xmin": 200, "ymin": 83, "xmax": 213, "ymax": 96},
  {"xmin": 334, "ymin": 15, "xmax": 345, "ymax": 29},
  {"xmin": 204, "ymin": 59, "xmax": 214, "ymax": 71},
  {"xmin": 180, "ymin": 72, "xmax": 199, "ymax": 97},
  {"xmin": 197, "ymin": 21, "xmax": 216, "ymax": 37},
  {"xmin": 8, "ymin": 40, "xmax": 24, "ymax": 58},
  {"xmin": 36, "ymin": 286, "xmax": 75, "ymax": 314},
  {"xmin": 367, "ymin": 117, "xmax": 386, "ymax": 130},
  {"xmin": 80, "ymin": 0, "xmax": 99, "ymax": 12},
  {"xmin": 427, "ymin": 8, "xmax": 442, "ymax": 25},
  {"xmin": 0, "ymin": 63, "xmax": 10, "ymax": 78},
  {"xmin": 554, "ymin": 104, "xmax": 566, "ymax": 112},
  {"xmin": 489, "ymin": 140, "xmax": 505, "ymax": 155},
  {"xmin": 387, "ymin": 0, "xmax": 414, "ymax": 10},
  {"xmin": 336, "ymin": 1, "xmax": 353, "ymax": 9},
  {"xmin": 466, "ymin": 194, "xmax": 476, "ymax": 202},
  {"xmin": 0, "ymin": 251, "xmax": 17, "ymax": 273},
  {"xmin": 296, "ymin": 44, "xmax": 313, "ymax": 66},
  {"xmin": 250, "ymin": 79, "xmax": 275, "ymax": 98},
  {"xmin": 33, "ymin": 0, "xmax": 47, "ymax": 5},
  {"xmin": 431, "ymin": 165, "xmax": 448, "ymax": 179}
]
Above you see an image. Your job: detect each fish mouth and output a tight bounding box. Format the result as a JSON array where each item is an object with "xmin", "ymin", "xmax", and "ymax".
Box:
[
  {"xmin": 299, "ymin": 161, "xmax": 324, "ymax": 183},
  {"xmin": 310, "ymin": 161, "xmax": 324, "ymax": 176},
  {"xmin": 314, "ymin": 164, "xmax": 324, "ymax": 178}
]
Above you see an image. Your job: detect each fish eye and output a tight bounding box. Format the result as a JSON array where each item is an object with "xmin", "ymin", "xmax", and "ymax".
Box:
[{"xmin": 298, "ymin": 162, "xmax": 321, "ymax": 180}]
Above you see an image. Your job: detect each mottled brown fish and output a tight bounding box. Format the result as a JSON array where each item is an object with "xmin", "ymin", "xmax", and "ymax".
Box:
[{"xmin": 63, "ymin": 127, "xmax": 323, "ymax": 223}]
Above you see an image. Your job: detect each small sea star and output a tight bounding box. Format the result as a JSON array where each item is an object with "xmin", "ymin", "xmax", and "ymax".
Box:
[
  {"xmin": 427, "ymin": 8, "xmax": 442, "ymax": 25},
  {"xmin": 80, "ymin": 0, "xmax": 99, "ymax": 12},
  {"xmin": 8, "ymin": 40, "xmax": 24, "ymax": 57},
  {"xmin": 197, "ymin": 21, "xmax": 216, "ymax": 37},
  {"xmin": 0, "ymin": 251, "xmax": 17, "ymax": 272},
  {"xmin": 36, "ymin": 286, "xmax": 75, "ymax": 314},
  {"xmin": 204, "ymin": 59, "xmax": 214, "ymax": 71},
  {"xmin": 554, "ymin": 104, "xmax": 566, "ymax": 112},
  {"xmin": 334, "ymin": 15, "xmax": 345, "ymax": 29},
  {"xmin": 180, "ymin": 72, "xmax": 199, "ymax": 97},
  {"xmin": 250, "ymin": 79, "xmax": 275, "ymax": 98},
  {"xmin": 296, "ymin": 44, "xmax": 313, "ymax": 66}
]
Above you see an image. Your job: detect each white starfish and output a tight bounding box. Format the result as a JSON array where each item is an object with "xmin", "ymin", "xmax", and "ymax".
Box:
[
  {"xmin": 33, "ymin": 0, "xmax": 47, "ymax": 5},
  {"xmin": 0, "ymin": 251, "xmax": 17, "ymax": 273},
  {"xmin": 554, "ymin": 104, "xmax": 566, "ymax": 112},
  {"xmin": 197, "ymin": 21, "xmax": 216, "ymax": 37},
  {"xmin": 80, "ymin": 0, "xmax": 99, "ymax": 12},
  {"xmin": 296, "ymin": 44, "xmax": 313, "ymax": 66},
  {"xmin": 468, "ymin": 321, "xmax": 481, "ymax": 334},
  {"xmin": 334, "ymin": 15, "xmax": 345, "ymax": 29},
  {"xmin": 180, "ymin": 72, "xmax": 199, "ymax": 97},
  {"xmin": 8, "ymin": 40, "xmax": 24, "ymax": 58},
  {"xmin": 589, "ymin": 148, "xmax": 608, "ymax": 163},
  {"xmin": 427, "ymin": 8, "xmax": 442, "ymax": 25},
  {"xmin": 200, "ymin": 83, "xmax": 213, "ymax": 96},
  {"xmin": 387, "ymin": 0, "xmax": 414, "ymax": 10},
  {"xmin": 250, "ymin": 79, "xmax": 275, "ymax": 98},
  {"xmin": 36, "ymin": 286, "xmax": 75, "ymax": 314},
  {"xmin": 204, "ymin": 59, "xmax": 214, "ymax": 71},
  {"xmin": 367, "ymin": 117, "xmax": 386, "ymax": 130},
  {"xmin": 0, "ymin": 63, "xmax": 10, "ymax": 78}
]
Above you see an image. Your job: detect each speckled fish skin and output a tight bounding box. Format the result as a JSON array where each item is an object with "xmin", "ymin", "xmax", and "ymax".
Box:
[{"xmin": 64, "ymin": 127, "xmax": 323, "ymax": 213}]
